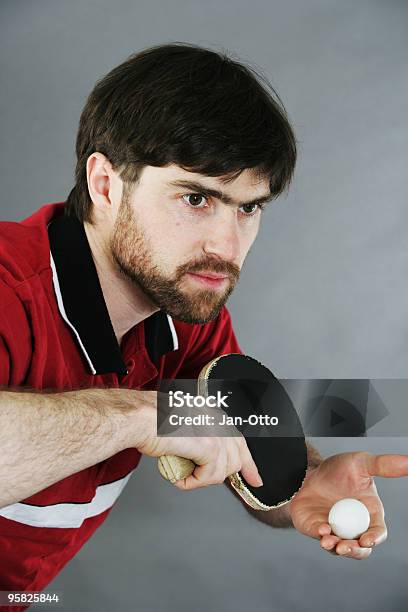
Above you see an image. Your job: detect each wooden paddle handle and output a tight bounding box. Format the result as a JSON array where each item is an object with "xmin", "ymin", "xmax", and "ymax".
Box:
[{"xmin": 157, "ymin": 455, "xmax": 195, "ymax": 484}]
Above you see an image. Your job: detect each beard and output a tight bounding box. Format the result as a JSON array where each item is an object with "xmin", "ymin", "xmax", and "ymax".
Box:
[{"xmin": 109, "ymin": 191, "xmax": 240, "ymax": 324}]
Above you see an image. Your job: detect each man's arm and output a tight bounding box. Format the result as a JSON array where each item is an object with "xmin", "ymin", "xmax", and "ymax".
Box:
[
  {"xmin": 0, "ymin": 387, "xmax": 152, "ymax": 509},
  {"xmin": 0, "ymin": 387, "xmax": 266, "ymax": 506},
  {"xmin": 230, "ymin": 442, "xmax": 324, "ymax": 528}
]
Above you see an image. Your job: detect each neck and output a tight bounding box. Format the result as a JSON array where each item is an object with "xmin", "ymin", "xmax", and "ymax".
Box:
[{"xmin": 84, "ymin": 221, "xmax": 159, "ymax": 346}]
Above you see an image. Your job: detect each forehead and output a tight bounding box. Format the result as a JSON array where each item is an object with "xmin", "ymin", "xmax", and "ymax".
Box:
[{"xmin": 138, "ymin": 164, "xmax": 271, "ymax": 201}]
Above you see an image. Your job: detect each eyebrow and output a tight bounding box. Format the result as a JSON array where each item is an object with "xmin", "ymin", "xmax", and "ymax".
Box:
[{"xmin": 166, "ymin": 179, "xmax": 274, "ymax": 207}]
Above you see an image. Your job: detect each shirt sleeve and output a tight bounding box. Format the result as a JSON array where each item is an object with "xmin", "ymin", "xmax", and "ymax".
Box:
[
  {"xmin": 0, "ymin": 335, "xmax": 11, "ymax": 386},
  {"xmin": 0, "ymin": 278, "xmax": 32, "ymax": 388},
  {"xmin": 176, "ymin": 306, "xmax": 243, "ymax": 380}
]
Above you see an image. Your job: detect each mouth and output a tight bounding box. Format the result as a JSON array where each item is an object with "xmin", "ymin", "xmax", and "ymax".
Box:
[{"xmin": 186, "ymin": 272, "xmax": 229, "ymax": 289}]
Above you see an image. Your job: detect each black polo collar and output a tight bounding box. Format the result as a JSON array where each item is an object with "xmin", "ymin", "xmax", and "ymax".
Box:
[{"xmin": 48, "ymin": 212, "xmax": 178, "ymax": 376}]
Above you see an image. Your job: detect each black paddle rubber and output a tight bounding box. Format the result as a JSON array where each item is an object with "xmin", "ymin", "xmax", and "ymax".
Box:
[{"xmin": 204, "ymin": 354, "xmax": 308, "ymax": 507}]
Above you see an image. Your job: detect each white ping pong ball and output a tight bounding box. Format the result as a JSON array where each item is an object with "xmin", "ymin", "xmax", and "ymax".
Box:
[{"xmin": 328, "ymin": 498, "xmax": 370, "ymax": 540}]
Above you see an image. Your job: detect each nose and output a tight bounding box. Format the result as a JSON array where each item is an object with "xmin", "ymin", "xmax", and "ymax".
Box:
[{"xmin": 202, "ymin": 208, "xmax": 241, "ymax": 264}]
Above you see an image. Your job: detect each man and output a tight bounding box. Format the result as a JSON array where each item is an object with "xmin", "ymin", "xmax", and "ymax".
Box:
[{"xmin": 0, "ymin": 42, "xmax": 407, "ymax": 602}]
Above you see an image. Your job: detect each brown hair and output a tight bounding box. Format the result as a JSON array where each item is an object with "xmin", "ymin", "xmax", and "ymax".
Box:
[{"xmin": 65, "ymin": 42, "xmax": 297, "ymax": 223}]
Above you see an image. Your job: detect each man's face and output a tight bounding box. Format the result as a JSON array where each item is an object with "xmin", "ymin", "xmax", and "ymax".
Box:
[{"xmin": 109, "ymin": 164, "xmax": 272, "ymax": 324}]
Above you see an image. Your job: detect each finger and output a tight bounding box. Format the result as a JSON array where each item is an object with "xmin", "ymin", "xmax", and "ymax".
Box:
[
  {"xmin": 359, "ymin": 526, "xmax": 388, "ymax": 548},
  {"xmin": 200, "ymin": 446, "xmax": 228, "ymax": 486},
  {"xmin": 320, "ymin": 534, "xmax": 341, "ymax": 551},
  {"xmin": 238, "ymin": 439, "xmax": 263, "ymax": 487},
  {"xmin": 318, "ymin": 522, "xmax": 332, "ymax": 536},
  {"xmin": 225, "ymin": 444, "xmax": 241, "ymax": 479},
  {"xmin": 319, "ymin": 519, "xmax": 386, "ymax": 552},
  {"xmin": 308, "ymin": 518, "xmax": 335, "ymax": 539},
  {"xmin": 173, "ymin": 464, "xmax": 222, "ymax": 491},
  {"xmin": 173, "ymin": 447, "xmax": 226, "ymax": 490},
  {"xmin": 173, "ymin": 465, "xmax": 212, "ymax": 490},
  {"xmin": 364, "ymin": 453, "xmax": 408, "ymax": 478},
  {"xmin": 335, "ymin": 540, "xmax": 373, "ymax": 559},
  {"xmin": 173, "ymin": 475, "xmax": 197, "ymax": 491}
]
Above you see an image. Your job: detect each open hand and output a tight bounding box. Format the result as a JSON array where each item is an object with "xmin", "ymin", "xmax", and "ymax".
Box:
[{"xmin": 289, "ymin": 451, "xmax": 408, "ymax": 560}]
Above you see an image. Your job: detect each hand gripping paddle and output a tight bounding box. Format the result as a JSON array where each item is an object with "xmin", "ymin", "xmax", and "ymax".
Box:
[{"xmin": 157, "ymin": 354, "xmax": 307, "ymax": 511}]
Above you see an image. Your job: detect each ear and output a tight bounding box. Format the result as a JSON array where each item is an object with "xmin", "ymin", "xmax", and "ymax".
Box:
[{"xmin": 86, "ymin": 152, "xmax": 120, "ymax": 219}]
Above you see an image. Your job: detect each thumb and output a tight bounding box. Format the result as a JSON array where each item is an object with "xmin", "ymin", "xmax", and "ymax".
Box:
[{"xmin": 364, "ymin": 452, "xmax": 408, "ymax": 478}]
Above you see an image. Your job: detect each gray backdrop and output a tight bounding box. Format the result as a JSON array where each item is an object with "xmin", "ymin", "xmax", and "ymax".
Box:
[{"xmin": 1, "ymin": 0, "xmax": 407, "ymax": 611}]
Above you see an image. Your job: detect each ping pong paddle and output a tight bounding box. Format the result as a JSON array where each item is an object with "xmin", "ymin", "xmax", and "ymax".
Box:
[{"xmin": 157, "ymin": 353, "xmax": 307, "ymax": 511}]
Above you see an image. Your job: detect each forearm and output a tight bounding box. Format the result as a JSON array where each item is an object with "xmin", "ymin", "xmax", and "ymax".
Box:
[
  {"xmin": 243, "ymin": 441, "xmax": 324, "ymax": 528},
  {"xmin": 0, "ymin": 387, "xmax": 148, "ymax": 508}
]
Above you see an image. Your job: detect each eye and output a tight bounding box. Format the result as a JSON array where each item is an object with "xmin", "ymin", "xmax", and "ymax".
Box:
[
  {"xmin": 239, "ymin": 202, "xmax": 266, "ymax": 216},
  {"xmin": 181, "ymin": 193, "xmax": 208, "ymax": 208}
]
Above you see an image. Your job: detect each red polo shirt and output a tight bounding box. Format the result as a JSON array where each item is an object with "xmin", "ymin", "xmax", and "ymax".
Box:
[{"xmin": 0, "ymin": 202, "xmax": 242, "ymax": 604}]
